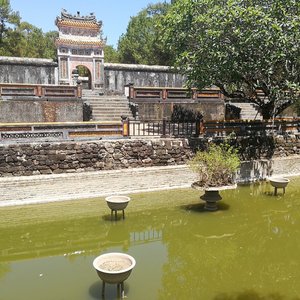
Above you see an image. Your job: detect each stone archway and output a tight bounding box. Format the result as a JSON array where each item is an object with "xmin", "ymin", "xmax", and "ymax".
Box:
[
  {"xmin": 72, "ymin": 64, "xmax": 92, "ymax": 89},
  {"xmin": 55, "ymin": 9, "xmax": 105, "ymax": 90},
  {"xmin": 77, "ymin": 65, "xmax": 92, "ymax": 89}
]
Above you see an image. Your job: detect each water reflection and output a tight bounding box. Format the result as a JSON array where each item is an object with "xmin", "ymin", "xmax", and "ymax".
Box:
[{"xmin": 0, "ymin": 178, "xmax": 300, "ymax": 299}]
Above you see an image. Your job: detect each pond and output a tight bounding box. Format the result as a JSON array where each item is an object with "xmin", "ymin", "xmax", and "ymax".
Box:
[{"xmin": 1, "ymin": 178, "xmax": 300, "ymax": 300}]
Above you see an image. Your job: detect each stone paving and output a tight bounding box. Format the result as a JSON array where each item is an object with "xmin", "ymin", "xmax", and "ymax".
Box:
[
  {"xmin": 0, "ymin": 165, "xmax": 198, "ymax": 207},
  {"xmin": 1, "ymin": 155, "xmax": 299, "ymax": 207}
]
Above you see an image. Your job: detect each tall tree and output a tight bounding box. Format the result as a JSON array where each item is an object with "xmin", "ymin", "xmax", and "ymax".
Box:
[
  {"xmin": 118, "ymin": 2, "xmax": 173, "ymax": 65},
  {"xmin": 0, "ymin": 1, "xmax": 57, "ymax": 59},
  {"xmin": 43, "ymin": 31, "xmax": 58, "ymax": 60},
  {"xmin": 0, "ymin": 0, "xmax": 19, "ymax": 42},
  {"xmin": 162, "ymin": 0, "xmax": 300, "ymax": 119},
  {"xmin": 104, "ymin": 45, "xmax": 120, "ymax": 63}
]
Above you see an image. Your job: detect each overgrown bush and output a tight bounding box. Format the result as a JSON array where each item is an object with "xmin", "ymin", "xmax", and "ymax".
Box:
[
  {"xmin": 189, "ymin": 142, "xmax": 240, "ymax": 187},
  {"xmin": 83, "ymin": 103, "xmax": 92, "ymax": 121},
  {"xmin": 171, "ymin": 104, "xmax": 203, "ymax": 123},
  {"xmin": 225, "ymin": 103, "xmax": 241, "ymax": 120}
]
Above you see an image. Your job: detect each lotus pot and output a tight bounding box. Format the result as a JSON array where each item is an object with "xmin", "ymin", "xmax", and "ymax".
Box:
[{"xmin": 93, "ymin": 252, "xmax": 136, "ymax": 284}]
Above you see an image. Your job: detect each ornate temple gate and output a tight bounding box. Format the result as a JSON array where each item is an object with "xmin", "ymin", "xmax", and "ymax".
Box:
[{"xmin": 55, "ymin": 10, "xmax": 105, "ymax": 90}]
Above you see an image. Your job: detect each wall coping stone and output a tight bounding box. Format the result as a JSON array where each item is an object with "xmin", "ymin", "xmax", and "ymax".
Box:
[
  {"xmin": 0, "ymin": 56, "xmax": 57, "ymax": 67},
  {"xmin": 104, "ymin": 62, "xmax": 174, "ymax": 72}
]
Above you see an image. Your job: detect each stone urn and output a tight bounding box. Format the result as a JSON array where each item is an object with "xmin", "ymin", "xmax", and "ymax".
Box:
[
  {"xmin": 105, "ymin": 195, "xmax": 131, "ymax": 220},
  {"xmin": 192, "ymin": 182, "xmax": 237, "ymax": 211},
  {"xmin": 93, "ymin": 252, "xmax": 136, "ymax": 298},
  {"xmin": 269, "ymin": 177, "xmax": 290, "ymax": 195}
]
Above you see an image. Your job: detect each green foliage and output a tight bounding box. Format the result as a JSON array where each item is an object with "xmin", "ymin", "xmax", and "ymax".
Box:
[
  {"xmin": 77, "ymin": 65, "xmax": 90, "ymax": 77},
  {"xmin": 104, "ymin": 45, "xmax": 120, "ymax": 63},
  {"xmin": 0, "ymin": 1, "xmax": 57, "ymax": 59},
  {"xmin": 162, "ymin": 0, "xmax": 300, "ymax": 119},
  {"xmin": 295, "ymin": 101, "xmax": 300, "ymax": 116},
  {"xmin": 189, "ymin": 142, "xmax": 240, "ymax": 187},
  {"xmin": 118, "ymin": 2, "xmax": 173, "ymax": 65},
  {"xmin": 0, "ymin": 0, "xmax": 20, "ymax": 41}
]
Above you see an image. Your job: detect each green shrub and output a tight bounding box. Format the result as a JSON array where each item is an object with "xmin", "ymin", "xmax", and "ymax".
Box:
[{"xmin": 189, "ymin": 142, "xmax": 240, "ymax": 187}]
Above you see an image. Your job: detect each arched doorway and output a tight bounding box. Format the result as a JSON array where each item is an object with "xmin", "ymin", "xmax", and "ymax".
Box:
[
  {"xmin": 77, "ymin": 65, "xmax": 92, "ymax": 90},
  {"xmin": 55, "ymin": 9, "xmax": 105, "ymax": 90}
]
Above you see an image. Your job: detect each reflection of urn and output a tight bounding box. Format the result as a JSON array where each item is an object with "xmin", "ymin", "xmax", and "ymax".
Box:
[
  {"xmin": 192, "ymin": 183, "xmax": 237, "ymax": 211},
  {"xmin": 93, "ymin": 252, "xmax": 136, "ymax": 298},
  {"xmin": 269, "ymin": 177, "xmax": 290, "ymax": 195}
]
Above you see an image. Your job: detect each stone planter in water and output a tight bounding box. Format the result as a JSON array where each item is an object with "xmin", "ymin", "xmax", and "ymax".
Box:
[
  {"xmin": 192, "ymin": 182, "xmax": 237, "ymax": 211},
  {"xmin": 105, "ymin": 195, "xmax": 130, "ymax": 220},
  {"xmin": 269, "ymin": 177, "xmax": 290, "ymax": 195},
  {"xmin": 93, "ymin": 252, "xmax": 136, "ymax": 298}
]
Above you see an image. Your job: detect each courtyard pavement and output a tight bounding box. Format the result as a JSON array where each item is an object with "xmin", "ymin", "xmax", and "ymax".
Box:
[{"xmin": 0, "ymin": 165, "xmax": 198, "ymax": 207}]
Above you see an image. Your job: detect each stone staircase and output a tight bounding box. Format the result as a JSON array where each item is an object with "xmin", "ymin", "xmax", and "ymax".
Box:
[
  {"xmin": 82, "ymin": 89, "xmax": 133, "ymax": 122},
  {"xmin": 231, "ymin": 102, "xmax": 263, "ymax": 120}
]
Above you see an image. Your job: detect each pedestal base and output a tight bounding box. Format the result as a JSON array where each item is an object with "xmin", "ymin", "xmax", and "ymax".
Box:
[
  {"xmin": 111, "ymin": 209, "xmax": 125, "ymax": 220},
  {"xmin": 200, "ymin": 190, "xmax": 222, "ymax": 211},
  {"xmin": 102, "ymin": 281, "xmax": 125, "ymax": 299},
  {"xmin": 274, "ymin": 186, "xmax": 286, "ymax": 196}
]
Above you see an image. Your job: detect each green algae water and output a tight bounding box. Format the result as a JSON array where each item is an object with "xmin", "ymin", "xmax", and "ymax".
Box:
[{"xmin": 1, "ymin": 178, "xmax": 300, "ymax": 300}]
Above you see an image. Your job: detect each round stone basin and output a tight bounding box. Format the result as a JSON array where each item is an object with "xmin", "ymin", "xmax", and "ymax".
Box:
[
  {"xmin": 105, "ymin": 196, "xmax": 130, "ymax": 211},
  {"xmin": 93, "ymin": 252, "xmax": 136, "ymax": 284},
  {"xmin": 269, "ymin": 177, "xmax": 290, "ymax": 188}
]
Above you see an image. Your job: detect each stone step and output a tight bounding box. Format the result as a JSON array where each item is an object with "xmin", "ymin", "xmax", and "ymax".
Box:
[
  {"xmin": 91, "ymin": 105, "xmax": 130, "ymax": 112},
  {"xmin": 84, "ymin": 96, "xmax": 127, "ymax": 100},
  {"xmin": 85, "ymin": 102, "xmax": 128, "ymax": 107},
  {"xmin": 229, "ymin": 102, "xmax": 262, "ymax": 120},
  {"xmin": 92, "ymin": 113, "xmax": 131, "ymax": 118},
  {"xmin": 82, "ymin": 90, "xmax": 133, "ymax": 121}
]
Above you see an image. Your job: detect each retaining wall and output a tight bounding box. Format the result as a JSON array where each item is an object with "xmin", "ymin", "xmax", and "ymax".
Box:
[
  {"xmin": 0, "ymin": 99, "xmax": 83, "ymax": 123},
  {"xmin": 0, "ymin": 135, "xmax": 299, "ymax": 178}
]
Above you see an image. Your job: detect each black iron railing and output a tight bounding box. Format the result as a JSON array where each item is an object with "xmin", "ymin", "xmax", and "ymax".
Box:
[
  {"xmin": 123, "ymin": 118, "xmax": 300, "ymax": 138},
  {"xmin": 122, "ymin": 119, "xmax": 201, "ymax": 137}
]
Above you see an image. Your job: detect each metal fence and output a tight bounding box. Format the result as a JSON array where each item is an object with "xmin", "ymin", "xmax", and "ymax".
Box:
[
  {"xmin": 203, "ymin": 118, "xmax": 300, "ymax": 137},
  {"xmin": 124, "ymin": 118, "xmax": 300, "ymax": 138},
  {"xmin": 0, "ymin": 118, "xmax": 299, "ymax": 143},
  {"xmin": 123, "ymin": 119, "xmax": 201, "ymax": 137}
]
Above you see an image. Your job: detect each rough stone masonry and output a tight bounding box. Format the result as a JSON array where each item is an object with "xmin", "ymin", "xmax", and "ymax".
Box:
[{"xmin": 0, "ymin": 135, "xmax": 299, "ymax": 177}]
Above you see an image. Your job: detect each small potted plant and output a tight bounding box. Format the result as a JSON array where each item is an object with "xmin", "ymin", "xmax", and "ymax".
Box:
[{"xmin": 189, "ymin": 141, "xmax": 240, "ymax": 211}]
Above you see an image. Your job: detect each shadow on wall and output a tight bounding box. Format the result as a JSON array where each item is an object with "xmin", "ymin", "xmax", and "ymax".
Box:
[
  {"xmin": 188, "ymin": 134, "xmax": 276, "ymax": 161},
  {"xmin": 83, "ymin": 102, "xmax": 92, "ymax": 121}
]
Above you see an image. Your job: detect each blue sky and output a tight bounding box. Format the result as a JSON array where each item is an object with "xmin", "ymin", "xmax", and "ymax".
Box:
[{"xmin": 10, "ymin": 0, "xmax": 170, "ymax": 48}]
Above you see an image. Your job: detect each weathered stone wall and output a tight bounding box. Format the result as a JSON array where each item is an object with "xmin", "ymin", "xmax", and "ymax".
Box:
[
  {"xmin": 0, "ymin": 59, "xmax": 184, "ymax": 91},
  {"xmin": 0, "ymin": 57, "xmax": 57, "ymax": 84},
  {"xmin": 0, "ymin": 139, "xmax": 192, "ymax": 177},
  {"xmin": 104, "ymin": 63, "xmax": 185, "ymax": 94},
  {"xmin": 0, "ymin": 135, "xmax": 299, "ymax": 177},
  {"xmin": 0, "ymin": 99, "xmax": 83, "ymax": 122}
]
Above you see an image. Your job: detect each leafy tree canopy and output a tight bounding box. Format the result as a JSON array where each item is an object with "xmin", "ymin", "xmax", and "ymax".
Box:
[
  {"xmin": 0, "ymin": 0, "xmax": 20, "ymax": 42},
  {"xmin": 118, "ymin": 2, "xmax": 173, "ymax": 65},
  {"xmin": 104, "ymin": 45, "xmax": 120, "ymax": 63},
  {"xmin": 0, "ymin": 0, "xmax": 57, "ymax": 59},
  {"xmin": 162, "ymin": 0, "xmax": 300, "ymax": 118}
]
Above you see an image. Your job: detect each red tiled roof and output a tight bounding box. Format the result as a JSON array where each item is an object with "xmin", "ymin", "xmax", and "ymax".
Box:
[{"xmin": 55, "ymin": 38, "xmax": 104, "ymax": 48}]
